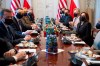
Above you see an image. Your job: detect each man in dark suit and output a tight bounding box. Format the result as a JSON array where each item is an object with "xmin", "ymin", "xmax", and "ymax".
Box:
[
  {"xmin": 11, "ymin": 8, "xmax": 32, "ymax": 35},
  {"xmin": 0, "ymin": 9, "xmax": 32, "ymax": 46},
  {"xmin": 21, "ymin": 8, "xmax": 33, "ymax": 29},
  {"xmin": 0, "ymin": 38, "xmax": 26, "ymax": 66},
  {"xmin": 63, "ymin": 9, "xmax": 73, "ymax": 28},
  {"xmin": 27, "ymin": 8, "xmax": 35, "ymax": 23},
  {"xmin": 59, "ymin": 8, "xmax": 66, "ymax": 23}
]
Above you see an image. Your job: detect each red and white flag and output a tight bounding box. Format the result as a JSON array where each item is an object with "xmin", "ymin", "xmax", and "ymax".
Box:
[
  {"xmin": 10, "ymin": 0, "xmax": 21, "ymax": 15},
  {"xmin": 23, "ymin": 0, "xmax": 35, "ymax": 20},
  {"xmin": 23, "ymin": 0, "xmax": 31, "ymax": 9},
  {"xmin": 57, "ymin": 0, "xmax": 68, "ymax": 19},
  {"xmin": 70, "ymin": 0, "xmax": 80, "ymax": 18}
]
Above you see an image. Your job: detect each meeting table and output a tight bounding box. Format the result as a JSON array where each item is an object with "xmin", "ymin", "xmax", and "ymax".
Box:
[{"xmin": 12, "ymin": 31, "xmax": 96, "ymax": 66}]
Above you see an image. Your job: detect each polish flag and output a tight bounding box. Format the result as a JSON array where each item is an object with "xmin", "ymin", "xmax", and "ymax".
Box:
[
  {"xmin": 23, "ymin": 0, "xmax": 30, "ymax": 9},
  {"xmin": 70, "ymin": 0, "xmax": 80, "ymax": 18}
]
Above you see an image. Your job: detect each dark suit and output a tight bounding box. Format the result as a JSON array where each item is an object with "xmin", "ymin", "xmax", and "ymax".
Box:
[
  {"xmin": 0, "ymin": 21, "xmax": 24, "ymax": 46},
  {"xmin": 76, "ymin": 21, "xmax": 93, "ymax": 46},
  {"xmin": 0, "ymin": 57, "xmax": 16, "ymax": 66},
  {"xmin": 0, "ymin": 38, "xmax": 16, "ymax": 66},
  {"xmin": 63, "ymin": 15, "xmax": 73, "ymax": 28},
  {"xmin": 11, "ymin": 17, "xmax": 23, "ymax": 34},
  {"xmin": 0, "ymin": 38, "xmax": 13, "ymax": 57},
  {"xmin": 27, "ymin": 13, "xmax": 35, "ymax": 23},
  {"xmin": 21, "ymin": 16, "xmax": 33, "ymax": 29},
  {"xmin": 60, "ymin": 14, "xmax": 65, "ymax": 23},
  {"xmin": 11, "ymin": 17, "xmax": 32, "ymax": 33}
]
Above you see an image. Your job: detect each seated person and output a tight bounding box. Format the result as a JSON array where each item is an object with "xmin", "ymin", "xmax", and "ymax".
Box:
[
  {"xmin": 0, "ymin": 9, "xmax": 32, "ymax": 46},
  {"xmin": 11, "ymin": 8, "xmax": 33, "ymax": 35},
  {"xmin": 96, "ymin": 19, "xmax": 100, "ymax": 29},
  {"xmin": 59, "ymin": 8, "xmax": 66, "ymax": 23},
  {"xmin": 92, "ymin": 31, "xmax": 100, "ymax": 50},
  {"xmin": 11, "ymin": 8, "xmax": 40, "ymax": 36},
  {"xmin": 69, "ymin": 8, "xmax": 80, "ymax": 31},
  {"xmin": 27, "ymin": 8, "xmax": 35, "ymax": 23},
  {"xmin": 76, "ymin": 12, "xmax": 93, "ymax": 46},
  {"xmin": 21, "ymin": 8, "xmax": 33, "ymax": 28},
  {"xmin": 63, "ymin": 9, "xmax": 73, "ymax": 28},
  {"xmin": 0, "ymin": 38, "xmax": 26, "ymax": 66}
]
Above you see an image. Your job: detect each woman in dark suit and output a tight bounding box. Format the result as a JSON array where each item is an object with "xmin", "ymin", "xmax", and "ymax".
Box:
[{"xmin": 76, "ymin": 12, "xmax": 93, "ymax": 46}]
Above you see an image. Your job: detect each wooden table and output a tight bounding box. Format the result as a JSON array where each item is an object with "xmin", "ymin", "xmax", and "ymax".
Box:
[
  {"xmin": 36, "ymin": 36, "xmax": 88, "ymax": 66},
  {"xmin": 15, "ymin": 32, "xmax": 88, "ymax": 66}
]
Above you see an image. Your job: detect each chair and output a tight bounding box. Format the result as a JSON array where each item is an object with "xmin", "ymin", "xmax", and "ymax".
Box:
[{"xmin": 91, "ymin": 28, "xmax": 100, "ymax": 39}]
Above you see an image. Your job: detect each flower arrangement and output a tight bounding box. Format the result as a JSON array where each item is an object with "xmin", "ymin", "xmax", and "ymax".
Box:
[
  {"xmin": 44, "ymin": 23, "xmax": 59, "ymax": 37},
  {"xmin": 45, "ymin": 16, "xmax": 58, "ymax": 53},
  {"xmin": 45, "ymin": 25, "xmax": 58, "ymax": 53}
]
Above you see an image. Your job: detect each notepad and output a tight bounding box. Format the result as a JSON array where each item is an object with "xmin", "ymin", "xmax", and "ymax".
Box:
[
  {"xmin": 90, "ymin": 60, "xmax": 100, "ymax": 64},
  {"xmin": 86, "ymin": 59, "xmax": 100, "ymax": 64},
  {"xmin": 18, "ymin": 49, "xmax": 36, "ymax": 53},
  {"xmin": 73, "ymin": 41, "xmax": 86, "ymax": 45}
]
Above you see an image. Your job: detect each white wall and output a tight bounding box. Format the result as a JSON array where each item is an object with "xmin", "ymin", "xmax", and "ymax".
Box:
[
  {"xmin": 32, "ymin": 0, "xmax": 45, "ymax": 19},
  {"xmin": 32, "ymin": 0, "xmax": 58, "ymax": 19},
  {"xmin": 95, "ymin": 0, "xmax": 100, "ymax": 26},
  {"xmin": 0, "ymin": 0, "xmax": 96, "ymax": 26},
  {"xmin": 1, "ymin": 0, "xmax": 58, "ymax": 19},
  {"xmin": 1, "ymin": 0, "xmax": 11, "ymax": 8}
]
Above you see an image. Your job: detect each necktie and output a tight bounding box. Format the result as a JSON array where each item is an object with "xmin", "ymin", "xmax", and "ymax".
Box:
[
  {"xmin": 18, "ymin": 20, "xmax": 22, "ymax": 32},
  {"xmin": 73, "ymin": 17, "xmax": 78, "ymax": 27},
  {"xmin": 73, "ymin": 18, "xmax": 77, "ymax": 31},
  {"xmin": 73, "ymin": 17, "xmax": 77, "ymax": 23}
]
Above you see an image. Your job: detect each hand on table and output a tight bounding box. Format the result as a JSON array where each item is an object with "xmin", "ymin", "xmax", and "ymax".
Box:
[
  {"xmin": 14, "ymin": 51, "xmax": 26, "ymax": 61},
  {"xmin": 24, "ymin": 35, "xmax": 32, "ymax": 41},
  {"xmin": 4, "ymin": 49, "xmax": 16, "ymax": 57},
  {"xmin": 31, "ymin": 24, "xmax": 39, "ymax": 30}
]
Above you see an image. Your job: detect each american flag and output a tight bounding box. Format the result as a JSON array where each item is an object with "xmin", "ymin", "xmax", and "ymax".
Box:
[
  {"xmin": 10, "ymin": 0, "xmax": 21, "ymax": 15},
  {"xmin": 57, "ymin": 0, "xmax": 68, "ymax": 19}
]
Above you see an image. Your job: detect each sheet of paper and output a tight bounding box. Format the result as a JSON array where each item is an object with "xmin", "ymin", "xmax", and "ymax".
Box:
[
  {"xmin": 18, "ymin": 49, "xmax": 36, "ymax": 53},
  {"xmin": 41, "ymin": 49, "xmax": 64, "ymax": 54},
  {"xmin": 86, "ymin": 59, "xmax": 100, "ymax": 65},
  {"xmin": 90, "ymin": 60, "xmax": 100, "ymax": 64},
  {"xmin": 73, "ymin": 41, "xmax": 86, "ymax": 45}
]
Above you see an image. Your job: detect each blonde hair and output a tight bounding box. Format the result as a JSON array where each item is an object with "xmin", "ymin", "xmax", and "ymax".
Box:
[{"xmin": 74, "ymin": 8, "xmax": 80, "ymax": 13}]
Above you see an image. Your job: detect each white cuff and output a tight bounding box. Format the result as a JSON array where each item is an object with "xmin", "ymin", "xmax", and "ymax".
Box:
[
  {"xmin": 12, "ymin": 56, "xmax": 18, "ymax": 62},
  {"xmin": 22, "ymin": 32, "xmax": 27, "ymax": 35}
]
